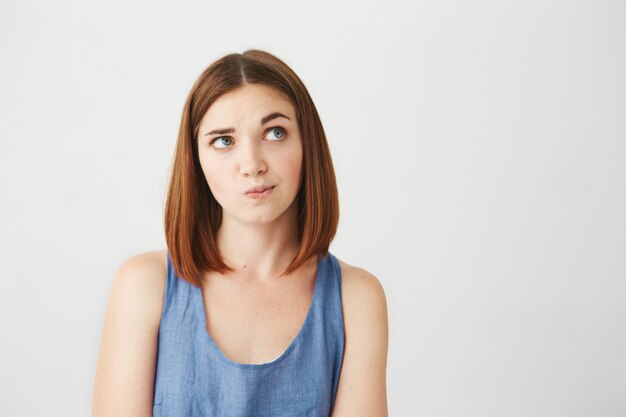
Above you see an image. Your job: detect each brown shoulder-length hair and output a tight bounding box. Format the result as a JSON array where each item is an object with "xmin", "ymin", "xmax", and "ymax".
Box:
[{"xmin": 164, "ymin": 49, "xmax": 339, "ymax": 286}]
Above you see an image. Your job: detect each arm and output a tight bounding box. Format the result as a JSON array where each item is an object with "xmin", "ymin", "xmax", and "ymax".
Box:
[
  {"xmin": 92, "ymin": 251, "xmax": 166, "ymax": 417},
  {"xmin": 332, "ymin": 262, "xmax": 389, "ymax": 417}
]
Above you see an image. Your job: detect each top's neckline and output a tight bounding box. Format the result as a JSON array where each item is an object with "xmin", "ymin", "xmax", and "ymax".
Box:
[{"xmin": 191, "ymin": 253, "xmax": 325, "ymax": 369}]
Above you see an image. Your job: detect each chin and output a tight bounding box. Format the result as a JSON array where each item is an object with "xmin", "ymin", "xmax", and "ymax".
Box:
[
  {"xmin": 223, "ymin": 202, "xmax": 298, "ymax": 226},
  {"xmin": 227, "ymin": 210, "xmax": 279, "ymax": 225},
  {"xmin": 242, "ymin": 209, "xmax": 296, "ymax": 226}
]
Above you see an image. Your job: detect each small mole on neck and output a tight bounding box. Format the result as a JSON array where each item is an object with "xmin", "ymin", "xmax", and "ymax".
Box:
[{"xmin": 243, "ymin": 265, "xmax": 247, "ymax": 269}]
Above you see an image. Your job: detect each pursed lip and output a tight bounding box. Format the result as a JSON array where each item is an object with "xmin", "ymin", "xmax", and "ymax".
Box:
[{"xmin": 245, "ymin": 185, "xmax": 275, "ymax": 194}]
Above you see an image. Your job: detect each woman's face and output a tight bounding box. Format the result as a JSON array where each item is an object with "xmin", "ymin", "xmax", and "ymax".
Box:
[{"xmin": 197, "ymin": 84, "xmax": 303, "ymax": 227}]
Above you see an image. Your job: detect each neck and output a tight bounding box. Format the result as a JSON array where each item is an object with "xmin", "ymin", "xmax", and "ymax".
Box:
[{"xmin": 216, "ymin": 205, "xmax": 300, "ymax": 281}]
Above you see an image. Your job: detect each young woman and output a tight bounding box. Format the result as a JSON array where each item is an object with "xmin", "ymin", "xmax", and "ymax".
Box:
[{"xmin": 92, "ymin": 49, "xmax": 388, "ymax": 417}]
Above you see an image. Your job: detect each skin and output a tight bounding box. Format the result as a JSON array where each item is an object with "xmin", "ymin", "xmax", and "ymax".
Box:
[{"xmin": 92, "ymin": 84, "xmax": 388, "ymax": 417}]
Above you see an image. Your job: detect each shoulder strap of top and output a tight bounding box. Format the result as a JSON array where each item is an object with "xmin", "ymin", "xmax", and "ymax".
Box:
[
  {"xmin": 313, "ymin": 252, "xmax": 345, "ymax": 411},
  {"xmin": 164, "ymin": 252, "xmax": 195, "ymax": 316},
  {"xmin": 316, "ymin": 252, "xmax": 344, "ymax": 322}
]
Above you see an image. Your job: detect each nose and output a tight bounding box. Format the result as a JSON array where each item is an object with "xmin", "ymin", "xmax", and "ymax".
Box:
[{"xmin": 239, "ymin": 141, "xmax": 267, "ymax": 177}]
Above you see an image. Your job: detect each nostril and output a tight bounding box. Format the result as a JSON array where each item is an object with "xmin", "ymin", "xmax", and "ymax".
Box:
[{"xmin": 240, "ymin": 161, "xmax": 267, "ymax": 177}]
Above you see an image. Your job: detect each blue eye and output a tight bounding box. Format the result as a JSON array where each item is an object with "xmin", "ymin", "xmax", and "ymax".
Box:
[
  {"xmin": 266, "ymin": 127, "xmax": 286, "ymax": 141},
  {"xmin": 211, "ymin": 137, "xmax": 233, "ymax": 149}
]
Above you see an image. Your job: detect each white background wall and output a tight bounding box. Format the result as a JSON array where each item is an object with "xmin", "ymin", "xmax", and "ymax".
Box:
[{"xmin": 1, "ymin": 1, "xmax": 624, "ymax": 416}]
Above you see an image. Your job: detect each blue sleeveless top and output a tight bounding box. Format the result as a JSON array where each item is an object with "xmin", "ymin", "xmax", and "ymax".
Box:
[{"xmin": 153, "ymin": 252, "xmax": 345, "ymax": 417}]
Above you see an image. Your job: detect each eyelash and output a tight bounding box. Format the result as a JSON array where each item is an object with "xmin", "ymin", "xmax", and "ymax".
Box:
[{"xmin": 210, "ymin": 126, "xmax": 287, "ymax": 150}]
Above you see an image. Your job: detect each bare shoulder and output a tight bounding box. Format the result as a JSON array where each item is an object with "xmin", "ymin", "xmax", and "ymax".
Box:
[
  {"xmin": 92, "ymin": 249, "xmax": 168, "ymax": 416},
  {"xmin": 116, "ymin": 249, "xmax": 167, "ymax": 283},
  {"xmin": 335, "ymin": 257, "xmax": 388, "ymax": 356},
  {"xmin": 336, "ymin": 258, "xmax": 387, "ymax": 313},
  {"xmin": 331, "ymin": 258, "xmax": 388, "ymax": 416},
  {"xmin": 109, "ymin": 249, "xmax": 168, "ymax": 328}
]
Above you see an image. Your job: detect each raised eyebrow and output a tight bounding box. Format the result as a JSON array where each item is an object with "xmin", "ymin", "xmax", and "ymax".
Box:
[
  {"xmin": 205, "ymin": 127, "xmax": 235, "ymax": 136},
  {"xmin": 204, "ymin": 112, "xmax": 291, "ymax": 136},
  {"xmin": 261, "ymin": 112, "xmax": 291, "ymax": 125}
]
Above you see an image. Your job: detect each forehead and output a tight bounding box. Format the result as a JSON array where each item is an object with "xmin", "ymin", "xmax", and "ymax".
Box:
[{"xmin": 200, "ymin": 84, "xmax": 295, "ymax": 128}]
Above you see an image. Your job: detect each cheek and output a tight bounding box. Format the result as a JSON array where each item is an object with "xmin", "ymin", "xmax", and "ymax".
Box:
[
  {"xmin": 282, "ymin": 145, "xmax": 303, "ymax": 181},
  {"xmin": 281, "ymin": 157, "xmax": 302, "ymax": 194},
  {"xmin": 288, "ymin": 153, "xmax": 303, "ymax": 178},
  {"xmin": 199, "ymin": 158, "xmax": 226, "ymax": 197}
]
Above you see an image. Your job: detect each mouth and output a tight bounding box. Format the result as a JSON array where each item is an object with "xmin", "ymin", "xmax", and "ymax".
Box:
[{"xmin": 245, "ymin": 185, "xmax": 275, "ymax": 198}]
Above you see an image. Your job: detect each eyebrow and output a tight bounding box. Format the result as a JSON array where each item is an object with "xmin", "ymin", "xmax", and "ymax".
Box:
[{"xmin": 204, "ymin": 112, "xmax": 291, "ymax": 136}]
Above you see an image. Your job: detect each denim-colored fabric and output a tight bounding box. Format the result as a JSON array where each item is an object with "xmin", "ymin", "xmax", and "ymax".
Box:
[{"xmin": 153, "ymin": 252, "xmax": 345, "ymax": 417}]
